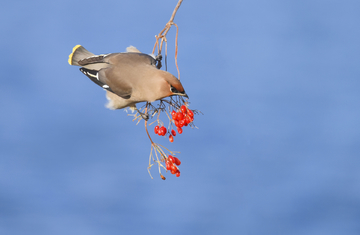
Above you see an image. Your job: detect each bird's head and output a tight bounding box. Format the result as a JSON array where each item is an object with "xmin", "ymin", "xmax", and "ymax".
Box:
[
  {"xmin": 170, "ymin": 84, "xmax": 188, "ymax": 98},
  {"xmin": 160, "ymin": 70, "xmax": 188, "ymax": 98}
]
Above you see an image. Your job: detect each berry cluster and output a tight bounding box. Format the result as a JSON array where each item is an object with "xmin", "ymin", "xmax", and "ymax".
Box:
[
  {"xmin": 172, "ymin": 105, "xmax": 194, "ymax": 134},
  {"xmin": 150, "ymin": 104, "xmax": 196, "ymax": 179},
  {"xmin": 165, "ymin": 155, "xmax": 181, "ymax": 177},
  {"xmin": 154, "ymin": 125, "xmax": 167, "ymax": 136},
  {"xmin": 153, "ymin": 105, "xmax": 195, "ymax": 143}
]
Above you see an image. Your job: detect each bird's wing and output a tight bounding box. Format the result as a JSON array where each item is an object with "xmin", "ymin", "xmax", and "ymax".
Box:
[
  {"xmin": 95, "ymin": 53, "xmax": 158, "ymax": 99},
  {"xmin": 97, "ymin": 67, "xmax": 133, "ymax": 99},
  {"xmin": 104, "ymin": 52, "xmax": 157, "ymax": 68},
  {"xmin": 78, "ymin": 67, "xmax": 115, "ymax": 94}
]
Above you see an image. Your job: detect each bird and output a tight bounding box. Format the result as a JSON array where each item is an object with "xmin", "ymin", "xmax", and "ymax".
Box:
[{"xmin": 68, "ymin": 45, "xmax": 188, "ymax": 119}]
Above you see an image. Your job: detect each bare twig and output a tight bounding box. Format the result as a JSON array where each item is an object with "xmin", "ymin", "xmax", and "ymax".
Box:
[
  {"xmin": 145, "ymin": 0, "xmax": 186, "ymax": 180},
  {"xmin": 152, "ymin": 0, "xmax": 183, "ymax": 79},
  {"xmin": 169, "ymin": 0, "xmax": 183, "ymax": 22}
]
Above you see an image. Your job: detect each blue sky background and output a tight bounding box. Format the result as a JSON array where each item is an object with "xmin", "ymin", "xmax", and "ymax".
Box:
[{"xmin": 1, "ymin": 0, "xmax": 360, "ymax": 234}]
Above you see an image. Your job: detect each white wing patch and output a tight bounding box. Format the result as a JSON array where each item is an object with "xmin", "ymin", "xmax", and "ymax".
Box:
[{"xmin": 126, "ymin": 46, "xmax": 141, "ymax": 53}]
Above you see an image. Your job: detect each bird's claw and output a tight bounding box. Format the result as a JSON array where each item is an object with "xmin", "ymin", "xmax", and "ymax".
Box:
[
  {"xmin": 141, "ymin": 113, "xmax": 149, "ymax": 121},
  {"xmin": 155, "ymin": 54, "xmax": 162, "ymax": 61},
  {"xmin": 155, "ymin": 54, "xmax": 162, "ymax": 69},
  {"xmin": 137, "ymin": 111, "xmax": 149, "ymax": 120}
]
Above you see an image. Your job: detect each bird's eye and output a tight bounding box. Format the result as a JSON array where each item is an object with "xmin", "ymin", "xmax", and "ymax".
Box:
[{"xmin": 170, "ymin": 86, "xmax": 177, "ymax": 93}]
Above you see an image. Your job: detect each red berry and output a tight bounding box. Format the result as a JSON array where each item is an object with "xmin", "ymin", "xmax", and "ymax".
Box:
[
  {"xmin": 174, "ymin": 120, "xmax": 179, "ymax": 127},
  {"xmin": 171, "ymin": 165, "xmax": 177, "ymax": 172},
  {"xmin": 154, "ymin": 125, "xmax": 159, "ymax": 134},
  {"xmin": 172, "ymin": 111, "xmax": 177, "ymax": 120},
  {"xmin": 179, "ymin": 119, "xmax": 185, "ymax": 127},
  {"xmin": 181, "ymin": 105, "xmax": 187, "ymax": 114},
  {"xmin": 177, "ymin": 112, "xmax": 184, "ymax": 120},
  {"xmin": 174, "ymin": 157, "xmax": 181, "ymax": 166},
  {"xmin": 171, "ymin": 169, "xmax": 177, "ymax": 174},
  {"xmin": 165, "ymin": 161, "xmax": 171, "ymax": 170},
  {"xmin": 160, "ymin": 126, "xmax": 167, "ymax": 136},
  {"xmin": 168, "ymin": 155, "xmax": 175, "ymax": 163},
  {"xmin": 169, "ymin": 135, "xmax": 174, "ymax": 143},
  {"xmin": 171, "ymin": 129, "xmax": 176, "ymax": 136},
  {"xmin": 175, "ymin": 171, "xmax": 180, "ymax": 177},
  {"xmin": 177, "ymin": 127, "xmax": 183, "ymax": 134},
  {"xmin": 188, "ymin": 109, "xmax": 194, "ymax": 117},
  {"xmin": 185, "ymin": 116, "xmax": 191, "ymax": 124}
]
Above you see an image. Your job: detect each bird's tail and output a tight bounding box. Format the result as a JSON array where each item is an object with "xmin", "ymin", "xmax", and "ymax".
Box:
[{"xmin": 68, "ymin": 45, "xmax": 95, "ymax": 66}]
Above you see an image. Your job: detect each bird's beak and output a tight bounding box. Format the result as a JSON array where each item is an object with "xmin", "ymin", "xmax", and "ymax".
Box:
[{"xmin": 178, "ymin": 92, "xmax": 189, "ymax": 99}]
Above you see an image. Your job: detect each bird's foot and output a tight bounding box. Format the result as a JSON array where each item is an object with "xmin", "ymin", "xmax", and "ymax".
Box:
[
  {"xmin": 155, "ymin": 54, "xmax": 162, "ymax": 61},
  {"xmin": 155, "ymin": 54, "xmax": 162, "ymax": 69},
  {"xmin": 137, "ymin": 110, "xmax": 149, "ymax": 120}
]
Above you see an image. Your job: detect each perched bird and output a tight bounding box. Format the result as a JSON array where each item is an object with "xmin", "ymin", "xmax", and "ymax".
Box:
[{"xmin": 68, "ymin": 45, "xmax": 188, "ymax": 118}]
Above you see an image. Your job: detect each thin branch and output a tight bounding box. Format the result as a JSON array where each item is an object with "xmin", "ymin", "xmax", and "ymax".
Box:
[
  {"xmin": 144, "ymin": 105, "xmax": 153, "ymax": 144},
  {"xmin": 169, "ymin": 0, "xmax": 183, "ymax": 22},
  {"xmin": 173, "ymin": 23, "xmax": 180, "ymax": 79},
  {"xmin": 152, "ymin": 0, "xmax": 183, "ymax": 80},
  {"xmin": 146, "ymin": 0, "xmax": 185, "ymax": 180}
]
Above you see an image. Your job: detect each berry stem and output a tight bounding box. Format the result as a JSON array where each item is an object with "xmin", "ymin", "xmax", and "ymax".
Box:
[
  {"xmin": 144, "ymin": 103, "xmax": 168, "ymax": 180},
  {"xmin": 144, "ymin": 104, "xmax": 155, "ymax": 145}
]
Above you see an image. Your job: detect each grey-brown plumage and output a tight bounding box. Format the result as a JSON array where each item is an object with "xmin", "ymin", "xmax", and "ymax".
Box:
[{"xmin": 68, "ymin": 45, "xmax": 187, "ymax": 110}]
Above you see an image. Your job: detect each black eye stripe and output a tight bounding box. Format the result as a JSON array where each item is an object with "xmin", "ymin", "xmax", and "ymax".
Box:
[
  {"xmin": 170, "ymin": 86, "xmax": 186, "ymax": 95},
  {"xmin": 171, "ymin": 86, "xmax": 177, "ymax": 92}
]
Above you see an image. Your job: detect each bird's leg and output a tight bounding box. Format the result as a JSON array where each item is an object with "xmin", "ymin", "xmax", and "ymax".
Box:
[
  {"xmin": 134, "ymin": 107, "xmax": 149, "ymax": 120},
  {"xmin": 155, "ymin": 54, "xmax": 163, "ymax": 69}
]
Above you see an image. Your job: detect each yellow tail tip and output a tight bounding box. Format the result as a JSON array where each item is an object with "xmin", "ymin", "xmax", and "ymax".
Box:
[{"xmin": 68, "ymin": 45, "xmax": 82, "ymax": 65}]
